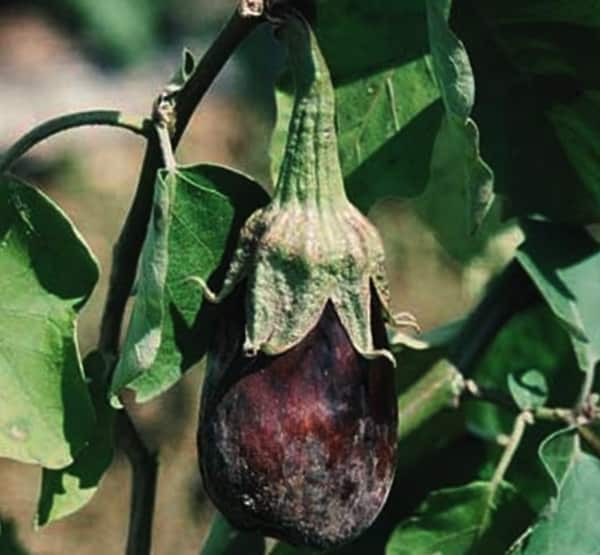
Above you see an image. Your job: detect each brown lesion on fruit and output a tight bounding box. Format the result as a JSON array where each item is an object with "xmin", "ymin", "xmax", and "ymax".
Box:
[{"xmin": 199, "ymin": 298, "xmax": 398, "ymax": 549}]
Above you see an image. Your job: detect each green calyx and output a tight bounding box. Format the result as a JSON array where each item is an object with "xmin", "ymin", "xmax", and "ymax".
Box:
[{"xmin": 192, "ymin": 11, "xmax": 418, "ymax": 364}]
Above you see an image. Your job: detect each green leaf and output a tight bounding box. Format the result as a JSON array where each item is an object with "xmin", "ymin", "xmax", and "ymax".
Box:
[
  {"xmin": 426, "ymin": 0, "xmax": 494, "ymax": 231},
  {"xmin": 270, "ymin": 1, "xmax": 439, "ymax": 210},
  {"xmin": 201, "ymin": 512, "xmax": 265, "ymax": 555},
  {"xmin": 111, "ymin": 164, "xmax": 269, "ymax": 405},
  {"xmin": 518, "ymin": 430, "xmax": 600, "ymax": 554},
  {"xmin": 453, "ymin": 1, "xmax": 600, "ymax": 223},
  {"xmin": 465, "ymin": 306, "xmax": 579, "ymax": 512},
  {"xmin": 386, "ymin": 481, "xmax": 531, "ymax": 555},
  {"xmin": 36, "ymin": 351, "xmax": 115, "ymax": 527},
  {"xmin": 508, "ymin": 370, "xmax": 549, "ymax": 411},
  {"xmin": 0, "ymin": 176, "xmax": 97, "ymax": 468},
  {"xmin": 271, "ymin": 0, "xmax": 493, "ymax": 239},
  {"xmin": 111, "ymin": 170, "xmax": 175, "ymax": 397},
  {"xmin": 516, "ymin": 219, "xmax": 600, "ymax": 375}
]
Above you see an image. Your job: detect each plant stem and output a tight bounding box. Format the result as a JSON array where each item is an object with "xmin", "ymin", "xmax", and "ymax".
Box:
[
  {"xmin": 490, "ymin": 412, "xmax": 531, "ymax": 491},
  {"xmin": 155, "ymin": 124, "xmax": 177, "ymax": 173},
  {"xmin": 577, "ymin": 366, "xmax": 597, "ymax": 409},
  {"xmin": 117, "ymin": 411, "xmax": 158, "ymax": 555},
  {"xmin": 96, "ymin": 8, "xmax": 261, "ymax": 555},
  {"xmin": 0, "ymin": 111, "xmax": 150, "ymax": 174},
  {"xmin": 397, "ymin": 359, "xmax": 464, "ymax": 439},
  {"xmin": 578, "ymin": 426, "xmax": 600, "ymax": 457},
  {"xmin": 99, "ymin": 8, "xmax": 259, "ymax": 357}
]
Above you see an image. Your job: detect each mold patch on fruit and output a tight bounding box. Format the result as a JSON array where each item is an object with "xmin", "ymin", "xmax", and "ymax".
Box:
[{"xmin": 199, "ymin": 287, "xmax": 397, "ymax": 549}]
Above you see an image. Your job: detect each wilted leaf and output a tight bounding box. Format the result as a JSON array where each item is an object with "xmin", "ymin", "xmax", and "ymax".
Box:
[
  {"xmin": 508, "ymin": 370, "xmax": 549, "ymax": 411},
  {"xmin": 386, "ymin": 481, "xmax": 531, "ymax": 555},
  {"xmin": 110, "ymin": 164, "xmax": 268, "ymax": 405},
  {"xmin": 0, "ymin": 176, "xmax": 97, "ymax": 468},
  {"xmin": 36, "ymin": 351, "xmax": 115, "ymax": 526},
  {"xmin": 111, "ymin": 169, "xmax": 175, "ymax": 396}
]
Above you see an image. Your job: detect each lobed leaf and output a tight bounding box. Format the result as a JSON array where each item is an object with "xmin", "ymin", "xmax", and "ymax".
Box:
[{"xmin": 0, "ymin": 176, "xmax": 97, "ymax": 468}]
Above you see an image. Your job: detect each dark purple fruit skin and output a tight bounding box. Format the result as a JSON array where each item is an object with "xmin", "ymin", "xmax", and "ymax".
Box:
[{"xmin": 198, "ymin": 289, "xmax": 397, "ymax": 550}]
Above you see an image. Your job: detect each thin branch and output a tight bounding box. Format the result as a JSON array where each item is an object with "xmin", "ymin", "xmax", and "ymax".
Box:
[
  {"xmin": 578, "ymin": 426, "xmax": 600, "ymax": 457},
  {"xmin": 96, "ymin": 8, "xmax": 262, "ymax": 555},
  {"xmin": 98, "ymin": 8, "xmax": 260, "ymax": 358},
  {"xmin": 117, "ymin": 411, "xmax": 158, "ymax": 555},
  {"xmin": 0, "ymin": 111, "xmax": 150, "ymax": 174},
  {"xmin": 490, "ymin": 412, "xmax": 532, "ymax": 491},
  {"xmin": 396, "ymin": 262, "xmax": 539, "ymax": 441},
  {"xmin": 577, "ymin": 365, "xmax": 597, "ymax": 410}
]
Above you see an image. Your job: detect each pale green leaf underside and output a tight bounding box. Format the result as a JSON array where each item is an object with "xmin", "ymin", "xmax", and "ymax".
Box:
[
  {"xmin": 110, "ymin": 164, "xmax": 268, "ymax": 405},
  {"xmin": 0, "ymin": 176, "xmax": 97, "ymax": 468}
]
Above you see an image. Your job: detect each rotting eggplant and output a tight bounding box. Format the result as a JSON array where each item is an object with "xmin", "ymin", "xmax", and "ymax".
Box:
[
  {"xmin": 194, "ymin": 7, "xmax": 418, "ymax": 550},
  {"xmin": 199, "ymin": 288, "xmax": 397, "ymax": 550}
]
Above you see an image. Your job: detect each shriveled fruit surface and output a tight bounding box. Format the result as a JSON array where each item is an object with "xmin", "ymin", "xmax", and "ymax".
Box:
[{"xmin": 198, "ymin": 288, "xmax": 397, "ymax": 549}]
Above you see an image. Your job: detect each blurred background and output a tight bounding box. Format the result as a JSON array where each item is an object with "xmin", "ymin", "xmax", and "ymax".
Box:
[{"xmin": 0, "ymin": 0, "xmax": 517, "ymax": 553}]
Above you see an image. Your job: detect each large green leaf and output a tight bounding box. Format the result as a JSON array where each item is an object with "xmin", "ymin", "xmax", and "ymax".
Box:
[
  {"xmin": 425, "ymin": 0, "xmax": 494, "ymax": 232},
  {"xmin": 453, "ymin": 0, "xmax": 600, "ymax": 223},
  {"xmin": 36, "ymin": 351, "xmax": 115, "ymax": 526},
  {"xmin": 516, "ymin": 430, "xmax": 600, "ymax": 554},
  {"xmin": 0, "ymin": 176, "xmax": 97, "ymax": 468},
  {"xmin": 386, "ymin": 481, "xmax": 531, "ymax": 555},
  {"xmin": 271, "ymin": 0, "xmax": 493, "ymax": 236},
  {"xmin": 277, "ymin": 1, "xmax": 519, "ymax": 274},
  {"xmin": 110, "ymin": 164, "xmax": 269, "ymax": 405},
  {"xmin": 516, "ymin": 219, "xmax": 600, "ymax": 375}
]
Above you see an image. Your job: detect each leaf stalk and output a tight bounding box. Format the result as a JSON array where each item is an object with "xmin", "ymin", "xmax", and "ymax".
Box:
[{"xmin": 0, "ymin": 111, "xmax": 150, "ymax": 174}]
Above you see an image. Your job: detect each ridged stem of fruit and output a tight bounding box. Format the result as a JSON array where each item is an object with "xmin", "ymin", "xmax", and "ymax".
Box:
[{"xmin": 274, "ymin": 12, "xmax": 346, "ymax": 207}]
